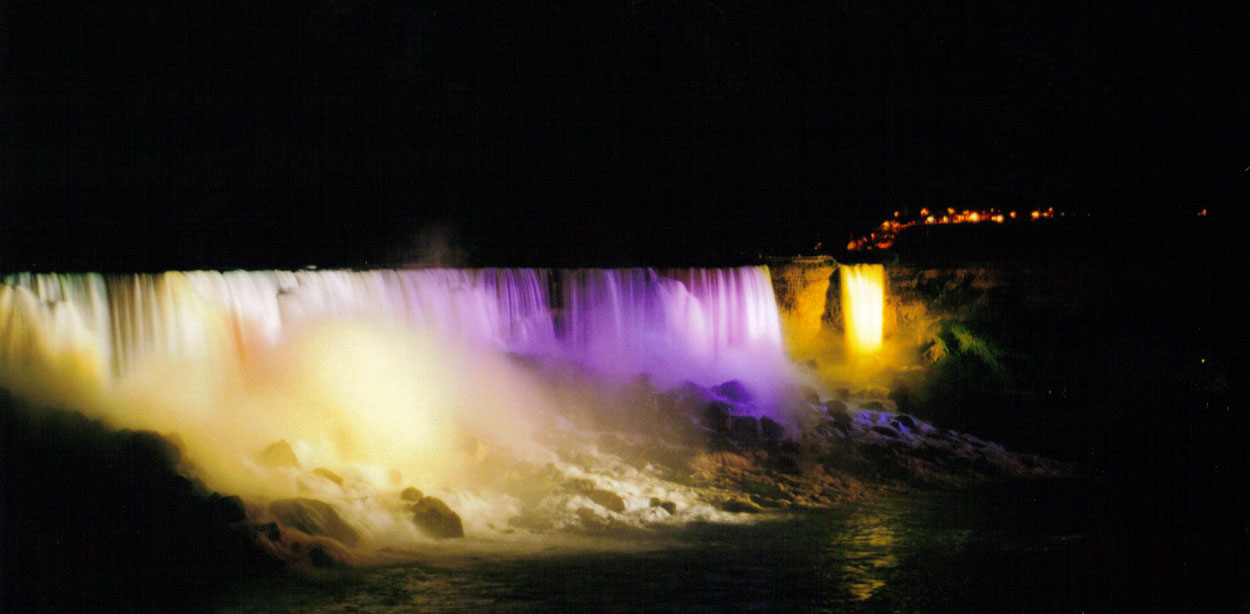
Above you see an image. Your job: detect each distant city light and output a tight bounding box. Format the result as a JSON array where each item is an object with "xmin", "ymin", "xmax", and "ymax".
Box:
[{"xmin": 846, "ymin": 206, "xmax": 1059, "ymax": 251}]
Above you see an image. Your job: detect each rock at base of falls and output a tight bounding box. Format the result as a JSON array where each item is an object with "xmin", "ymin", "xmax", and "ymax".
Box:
[
  {"xmin": 257, "ymin": 440, "xmax": 300, "ymax": 469},
  {"xmin": 268, "ymin": 498, "xmax": 361, "ymax": 547},
  {"xmin": 412, "ymin": 496, "xmax": 465, "ymax": 539}
]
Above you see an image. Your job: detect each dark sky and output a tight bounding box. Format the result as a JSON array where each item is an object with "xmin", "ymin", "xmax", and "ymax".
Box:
[{"xmin": 2, "ymin": 1, "xmax": 1246, "ymax": 269}]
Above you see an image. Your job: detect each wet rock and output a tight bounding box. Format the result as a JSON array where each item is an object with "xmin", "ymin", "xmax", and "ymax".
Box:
[
  {"xmin": 258, "ymin": 440, "xmax": 300, "ymax": 469},
  {"xmin": 719, "ymin": 497, "xmax": 764, "ymax": 514},
  {"xmin": 760, "ymin": 416, "xmax": 785, "ymax": 441},
  {"xmin": 871, "ymin": 425, "xmax": 900, "ymax": 439},
  {"xmin": 588, "ymin": 489, "xmax": 626, "ymax": 513},
  {"xmin": 894, "ymin": 415, "xmax": 917, "ymax": 430},
  {"xmin": 712, "ymin": 380, "xmax": 753, "ymax": 403},
  {"xmin": 649, "ymin": 498, "xmax": 677, "ymax": 515},
  {"xmin": 400, "ymin": 486, "xmax": 424, "ymax": 502},
  {"xmin": 313, "ymin": 468, "xmax": 343, "ymax": 486},
  {"xmin": 727, "ymin": 415, "xmax": 761, "ymax": 445},
  {"xmin": 412, "ymin": 496, "xmax": 465, "ymax": 539},
  {"xmin": 701, "ymin": 401, "xmax": 734, "ymax": 432},
  {"xmin": 269, "ymin": 498, "xmax": 360, "ymax": 547}
]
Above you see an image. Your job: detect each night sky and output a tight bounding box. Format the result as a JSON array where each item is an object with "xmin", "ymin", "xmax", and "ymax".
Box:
[{"xmin": 2, "ymin": 1, "xmax": 1246, "ymax": 270}]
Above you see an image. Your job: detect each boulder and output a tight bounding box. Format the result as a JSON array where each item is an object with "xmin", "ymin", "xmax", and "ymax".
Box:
[
  {"xmin": 400, "ymin": 486, "xmax": 424, "ymax": 502},
  {"xmin": 588, "ymin": 489, "xmax": 626, "ymax": 513},
  {"xmin": 712, "ymin": 380, "xmax": 753, "ymax": 403},
  {"xmin": 268, "ymin": 498, "xmax": 360, "ymax": 546},
  {"xmin": 412, "ymin": 496, "xmax": 464, "ymax": 539},
  {"xmin": 760, "ymin": 416, "xmax": 785, "ymax": 441},
  {"xmin": 649, "ymin": 498, "xmax": 677, "ymax": 515},
  {"xmin": 258, "ymin": 440, "xmax": 300, "ymax": 469}
]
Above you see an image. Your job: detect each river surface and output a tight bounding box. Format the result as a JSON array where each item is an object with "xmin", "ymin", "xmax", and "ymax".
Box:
[{"xmin": 218, "ymin": 479, "xmax": 1248, "ymax": 613}]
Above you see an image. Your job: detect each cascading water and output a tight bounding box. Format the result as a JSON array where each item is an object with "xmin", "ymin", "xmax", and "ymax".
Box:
[
  {"xmin": 840, "ymin": 264, "xmax": 885, "ymax": 354},
  {"xmin": 559, "ymin": 267, "xmax": 787, "ymax": 390},
  {"xmin": 2, "ymin": 266, "xmax": 784, "ymax": 387},
  {"xmin": 0, "ymin": 265, "xmax": 795, "ymax": 549}
]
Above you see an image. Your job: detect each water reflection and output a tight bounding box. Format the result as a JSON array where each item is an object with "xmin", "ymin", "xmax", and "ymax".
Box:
[{"xmin": 825, "ymin": 503, "xmax": 903, "ymax": 601}]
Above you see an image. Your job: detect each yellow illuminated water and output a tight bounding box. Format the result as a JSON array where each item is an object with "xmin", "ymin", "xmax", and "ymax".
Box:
[{"xmin": 840, "ymin": 264, "xmax": 884, "ymax": 354}]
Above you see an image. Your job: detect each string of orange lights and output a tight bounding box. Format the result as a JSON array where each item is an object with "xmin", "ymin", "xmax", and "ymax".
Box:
[{"xmin": 847, "ymin": 207, "xmax": 1057, "ymax": 251}]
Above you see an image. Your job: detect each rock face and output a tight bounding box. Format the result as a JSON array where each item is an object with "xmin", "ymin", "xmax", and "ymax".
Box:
[
  {"xmin": 412, "ymin": 496, "xmax": 465, "ymax": 539},
  {"xmin": 258, "ymin": 440, "xmax": 300, "ymax": 469},
  {"xmin": 313, "ymin": 468, "xmax": 343, "ymax": 486},
  {"xmin": 268, "ymin": 498, "xmax": 361, "ymax": 547}
]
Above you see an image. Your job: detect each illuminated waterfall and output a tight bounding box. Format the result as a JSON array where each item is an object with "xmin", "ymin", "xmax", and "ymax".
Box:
[
  {"xmin": 1, "ymin": 267, "xmax": 785, "ymax": 389},
  {"xmin": 840, "ymin": 264, "xmax": 884, "ymax": 354}
]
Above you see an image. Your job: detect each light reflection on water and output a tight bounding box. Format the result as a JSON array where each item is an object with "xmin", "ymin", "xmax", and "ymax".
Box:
[
  {"xmin": 221, "ymin": 495, "xmax": 982, "ymax": 613},
  {"xmin": 828, "ymin": 509, "xmax": 901, "ymax": 600},
  {"xmin": 217, "ymin": 482, "xmax": 1250, "ymax": 613}
]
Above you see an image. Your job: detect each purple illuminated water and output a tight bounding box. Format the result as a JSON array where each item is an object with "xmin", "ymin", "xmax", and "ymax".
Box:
[{"xmin": 2, "ymin": 266, "xmax": 788, "ymax": 393}]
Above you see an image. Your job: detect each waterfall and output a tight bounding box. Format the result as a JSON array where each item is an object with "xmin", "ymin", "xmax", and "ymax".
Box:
[
  {"xmin": 840, "ymin": 264, "xmax": 885, "ymax": 354},
  {"xmin": 2, "ymin": 266, "xmax": 785, "ymax": 390}
]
